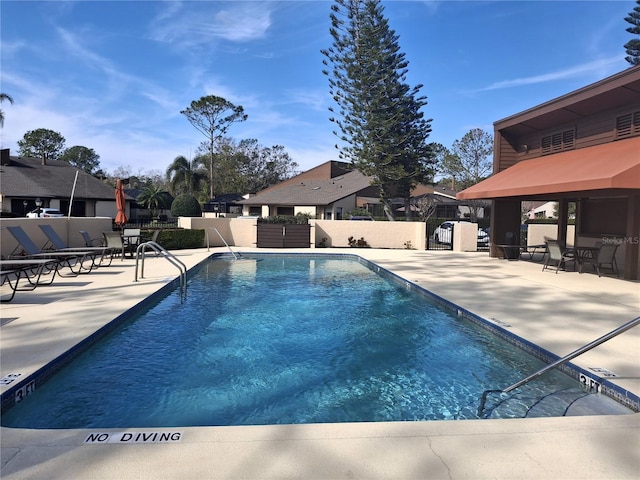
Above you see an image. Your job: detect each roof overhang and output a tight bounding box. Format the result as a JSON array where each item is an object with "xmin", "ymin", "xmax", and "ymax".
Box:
[{"xmin": 457, "ymin": 137, "xmax": 640, "ymax": 200}]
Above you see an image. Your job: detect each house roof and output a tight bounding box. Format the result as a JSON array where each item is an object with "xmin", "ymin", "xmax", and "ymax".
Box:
[
  {"xmin": 0, "ymin": 155, "xmax": 125, "ymax": 201},
  {"xmin": 239, "ymin": 168, "xmax": 374, "ymax": 206},
  {"xmin": 457, "ymin": 136, "xmax": 640, "ymax": 200},
  {"xmin": 125, "ymin": 188, "xmax": 173, "ymax": 204}
]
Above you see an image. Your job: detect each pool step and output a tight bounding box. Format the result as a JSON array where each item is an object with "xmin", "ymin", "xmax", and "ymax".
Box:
[{"xmin": 485, "ymin": 388, "xmax": 633, "ymax": 419}]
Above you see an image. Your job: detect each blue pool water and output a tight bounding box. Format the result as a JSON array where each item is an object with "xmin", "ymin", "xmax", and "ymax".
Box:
[{"xmin": 1, "ymin": 255, "xmax": 629, "ymax": 428}]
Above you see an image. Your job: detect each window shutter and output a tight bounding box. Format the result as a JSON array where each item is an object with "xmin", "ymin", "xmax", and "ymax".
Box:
[
  {"xmin": 562, "ymin": 130, "xmax": 574, "ymax": 149},
  {"xmin": 617, "ymin": 113, "xmax": 633, "ymax": 137},
  {"xmin": 616, "ymin": 111, "xmax": 640, "ymax": 138},
  {"xmin": 541, "ymin": 128, "xmax": 575, "ymax": 155}
]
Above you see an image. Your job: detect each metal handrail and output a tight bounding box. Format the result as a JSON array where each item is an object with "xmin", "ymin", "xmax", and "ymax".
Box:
[
  {"xmin": 478, "ymin": 316, "xmax": 640, "ymax": 417},
  {"xmin": 207, "ymin": 227, "xmax": 238, "ymax": 260},
  {"xmin": 134, "ymin": 241, "xmax": 187, "ymax": 295}
]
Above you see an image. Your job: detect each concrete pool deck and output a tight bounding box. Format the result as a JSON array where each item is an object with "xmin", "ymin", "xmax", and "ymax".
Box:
[{"xmin": 1, "ymin": 247, "xmax": 639, "ymax": 479}]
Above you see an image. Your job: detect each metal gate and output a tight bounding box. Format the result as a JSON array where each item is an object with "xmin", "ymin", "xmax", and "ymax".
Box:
[
  {"xmin": 256, "ymin": 223, "xmax": 311, "ymax": 248},
  {"xmin": 426, "ymin": 222, "xmax": 453, "ymax": 250}
]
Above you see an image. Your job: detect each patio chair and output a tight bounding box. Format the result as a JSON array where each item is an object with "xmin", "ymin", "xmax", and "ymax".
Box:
[
  {"xmin": 39, "ymin": 225, "xmax": 116, "ymax": 266},
  {"xmin": 103, "ymin": 231, "xmax": 127, "ymax": 260},
  {"xmin": 122, "ymin": 228, "xmax": 141, "ymax": 258},
  {"xmin": 542, "ymin": 239, "xmax": 576, "ymax": 273},
  {"xmin": 5, "ymin": 225, "xmax": 96, "ymax": 275},
  {"xmin": 580, "ymin": 243, "xmax": 619, "ymax": 277}
]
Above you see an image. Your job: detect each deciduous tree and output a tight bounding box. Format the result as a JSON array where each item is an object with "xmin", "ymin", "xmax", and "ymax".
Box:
[
  {"xmin": 447, "ymin": 128, "xmax": 493, "ymax": 190},
  {"xmin": 444, "ymin": 128, "xmax": 493, "ymax": 222}
]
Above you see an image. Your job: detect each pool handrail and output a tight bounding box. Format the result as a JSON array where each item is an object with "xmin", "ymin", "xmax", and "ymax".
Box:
[
  {"xmin": 478, "ymin": 315, "xmax": 640, "ymax": 417},
  {"xmin": 206, "ymin": 227, "xmax": 238, "ymax": 260},
  {"xmin": 134, "ymin": 241, "xmax": 187, "ymax": 295}
]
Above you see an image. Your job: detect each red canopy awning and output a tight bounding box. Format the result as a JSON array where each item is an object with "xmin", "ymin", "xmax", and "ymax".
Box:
[{"xmin": 457, "ymin": 137, "xmax": 640, "ymax": 200}]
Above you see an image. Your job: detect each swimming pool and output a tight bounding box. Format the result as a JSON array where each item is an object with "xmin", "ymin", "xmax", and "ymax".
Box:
[{"xmin": 1, "ymin": 254, "xmax": 632, "ymax": 428}]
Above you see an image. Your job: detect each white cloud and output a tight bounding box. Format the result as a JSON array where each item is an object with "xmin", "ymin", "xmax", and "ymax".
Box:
[
  {"xmin": 471, "ymin": 57, "xmax": 622, "ymax": 92},
  {"xmin": 149, "ymin": 1, "xmax": 273, "ymax": 50}
]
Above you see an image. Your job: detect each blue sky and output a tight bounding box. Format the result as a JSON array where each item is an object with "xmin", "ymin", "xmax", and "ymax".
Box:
[{"xmin": 0, "ymin": 1, "xmax": 633, "ymax": 178}]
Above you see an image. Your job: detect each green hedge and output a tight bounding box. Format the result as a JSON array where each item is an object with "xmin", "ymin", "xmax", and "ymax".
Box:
[
  {"xmin": 142, "ymin": 228, "xmax": 205, "ymax": 250},
  {"xmin": 258, "ymin": 213, "xmax": 311, "ymax": 224}
]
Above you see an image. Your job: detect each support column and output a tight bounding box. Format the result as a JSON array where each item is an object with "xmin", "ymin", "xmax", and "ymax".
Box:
[
  {"xmin": 557, "ymin": 199, "xmax": 569, "ymax": 246},
  {"xmin": 624, "ymin": 194, "xmax": 639, "ymax": 280},
  {"xmin": 490, "ymin": 199, "xmax": 522, "ymax": 258}
]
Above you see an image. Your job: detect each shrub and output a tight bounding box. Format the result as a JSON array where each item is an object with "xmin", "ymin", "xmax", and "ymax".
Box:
[
  {"xmin": 171, "ymin": 194, "xmax": 202, "ymax": 217},
  {"xmin": 258, "ymin": 213, "xmax": 311, "ymax": 224},
  {"xmin": 152, "ymin": 228, "xmax": 204, "ymax": 250},
  {"xmin": 348, "ymin": 236, "xmax": 369, "ymax": 248}
]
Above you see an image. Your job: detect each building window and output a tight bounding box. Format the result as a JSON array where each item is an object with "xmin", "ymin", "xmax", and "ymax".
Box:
[
  {"xmin": 616, "ymin": 111, "xmax": 640, "ymax": 138},
  {"xmin": 541, "ymin": 129, "xmax": 575, "ymax": 155},
  {"xmin": 276, "ymin": 206, "xmax": 294, "ymax": 216}
]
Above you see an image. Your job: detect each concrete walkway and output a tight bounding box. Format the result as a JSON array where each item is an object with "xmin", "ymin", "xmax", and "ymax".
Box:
[{"xmin": 1, "ymin": 248, "xmax": 639, "ymax": 479}]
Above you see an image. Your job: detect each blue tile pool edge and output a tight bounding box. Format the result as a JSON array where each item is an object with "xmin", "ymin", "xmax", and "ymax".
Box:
[{"xmin": 2, "ymin": 251, "xmax": 638, "ymax": 416}]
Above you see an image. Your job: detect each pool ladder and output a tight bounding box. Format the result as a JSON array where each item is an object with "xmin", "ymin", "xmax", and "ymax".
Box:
[
  {"xmin": 477, "ymin": 316, "xmax": 640, "ymax": 417},
  {"xmin": 133, "ymin": 241, "xmax": 188, "ymax": 296}
]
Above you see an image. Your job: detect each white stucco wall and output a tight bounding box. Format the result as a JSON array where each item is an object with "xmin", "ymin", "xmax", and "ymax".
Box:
[
  {"xmin": 0, "ymin": 217, "xmax": 114, "ymax": 258},
  {"xmin": 452, "ymin": 222, "xmax": 478, "ymax": 252}
]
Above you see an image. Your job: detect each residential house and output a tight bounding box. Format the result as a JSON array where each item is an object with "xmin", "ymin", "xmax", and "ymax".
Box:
[
  {"xmin": 240, "ymin": 160, "xmax": 487, "ymax": 221},
  {"xmin": 0, "ymin": 149, "xmax": 130, "ymax": 218},
  {"xmin": 203, "ymin": 193, "xmax": 245, "ymax": 217},
  {"xmin": 406, "ymin": 184, "xmax": 490, "ymax": 220},
  {"xmin": 458, "ymin": 66, "xmax": 640, "ymax": 280},
  {"xmin": 526, "ymin": 201, "xmax": 558, "ymax": 220},
  {"xmin": 238, "ymin": 161, "xmax": 378, "ymax": 219}
]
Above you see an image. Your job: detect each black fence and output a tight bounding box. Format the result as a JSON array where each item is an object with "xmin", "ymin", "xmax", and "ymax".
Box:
[
  {"xmin": 426, "ymin": 218, "xmax": 491, "ymax": 251},
  {"xmin": 426, "ymin": 221, "xmax": 453, "ymax": 251},
  {"xmin": 113, "ymin": 218, "xmax": 179, "ymax": 230}
]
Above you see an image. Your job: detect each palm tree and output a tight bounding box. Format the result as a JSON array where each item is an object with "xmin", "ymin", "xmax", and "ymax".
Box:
[
  {"xmin": 137, "ymin": 184, "xmax": 169, "ymax": 220},
  {"xmin": 0, "ymin": 93, "xmax": 14, "ymax": 128},
  {"xmin": 166, "ymin": 155, "xmax": 207, "ymax": 196}
]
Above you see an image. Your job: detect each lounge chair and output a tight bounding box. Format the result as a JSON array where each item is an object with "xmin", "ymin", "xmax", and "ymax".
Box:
[
  {"xmin": 5, "ymin": 225, "xmax": 96, "ymax": 275},
  {"xmin": 580, "ymin": 243, "xmax": 619, "ymax": 277},
  {"xmin": 39, "ymin": 224, "xmax": 116, "ymax": 267},
  {"xmin": 0, "ymin": 259, "xmax": 60, "ymax": 302},
  {"xmin": 80, "ymin": 230, "xmax": 105, "ymax": 247},
  {"xmin": 542, "ymin": 239, "xmax": 576, "ymax": 273}
]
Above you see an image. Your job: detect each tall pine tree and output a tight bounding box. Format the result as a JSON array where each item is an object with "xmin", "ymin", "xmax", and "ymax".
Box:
[
  {"xmin": 322, "ymin": 0, "xmax": 433, "ymax": 220},
  {"xmin": 625, "ymin": 0, "xmax": 640, "ymax": 66}
]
